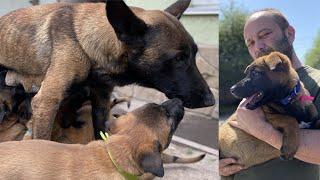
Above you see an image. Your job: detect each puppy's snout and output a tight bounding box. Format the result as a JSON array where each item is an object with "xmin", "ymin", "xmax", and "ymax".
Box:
[
  {"xmin": 230, "ymin": 85, "xmax": 237, "ymax": 95},
  {"xmin": 162, "ymin": 98, "xmax": 184, "ymax": 123},
  {"xmin": 230, "ymin": 83, "xmax": 245, "ymax": 99}
]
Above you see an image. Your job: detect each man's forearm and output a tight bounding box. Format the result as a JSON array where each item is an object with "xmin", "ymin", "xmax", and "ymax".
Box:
[{"xmin": 259, "ymin": 127, "xmax": 320, "ymax": 165}]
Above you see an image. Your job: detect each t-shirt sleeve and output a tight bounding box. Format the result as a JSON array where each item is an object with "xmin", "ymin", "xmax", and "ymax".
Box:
[{"xmin": 297, "ymin": 66, "xmax": 320, "ymax": 110}]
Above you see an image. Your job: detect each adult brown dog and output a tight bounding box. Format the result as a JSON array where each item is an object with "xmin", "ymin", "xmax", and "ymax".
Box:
[
  {"xmin": 0, "ymin": 99, "xmax": 185, "ymax": 179},
  {"xmin": 219, "ymin": 52, "xmax": 319, "ymax": 170},
  {"xmin": 0, "ymin": 0, "xmax": 214, "ymax": 140}
]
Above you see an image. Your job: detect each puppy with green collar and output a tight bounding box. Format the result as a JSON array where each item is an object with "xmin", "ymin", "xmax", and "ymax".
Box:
[{"xmin": 0, "ymin": 99, "xmax": 184, "ymax": 179}]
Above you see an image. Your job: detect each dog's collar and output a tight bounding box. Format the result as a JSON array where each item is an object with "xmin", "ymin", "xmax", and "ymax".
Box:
[
  {"xmin": 100, "ymin": 131, "xmax": 138, "ymax": 180},
  {"xmin": 280, "ymin": 81, "xmax": 301, "ymax": 105}
]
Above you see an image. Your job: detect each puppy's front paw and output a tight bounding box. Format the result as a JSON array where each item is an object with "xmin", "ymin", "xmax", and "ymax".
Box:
[
  {"xmin": 280, "ymin": 143, "xmax": 297, "ymax": 161},
  {"xmin": 22, "ymin": 129, "xmax": 33, "ymax": 140}
]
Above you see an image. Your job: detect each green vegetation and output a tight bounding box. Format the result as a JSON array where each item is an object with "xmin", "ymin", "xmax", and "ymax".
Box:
[
  {"xmin": 219, "ymin": 3, "xmax": 251, "ymax": 114},
  {"xmin": 305, "ymin": 30, "xmax": 320, "ymax": 68}
]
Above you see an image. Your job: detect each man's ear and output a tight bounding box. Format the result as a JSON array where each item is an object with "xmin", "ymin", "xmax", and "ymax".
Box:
[
  {"xmin": 285, "ymin": 25, "xmax": 295, "ymax": 45},
  {"xmin": 164, "ymin": 0, "xmax": 191, "ymax": 19},
  {"xmin": 106, "ymin": 0, "xmax": 147, "ymax": 44},
  {"xmin": 139, "ymin": 152, "xmax": 164, "ymax": 177}
]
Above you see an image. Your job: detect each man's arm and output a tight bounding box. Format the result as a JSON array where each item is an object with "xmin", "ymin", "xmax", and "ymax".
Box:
[{"xmin": 229, "ymin": 98, "xmax": 320, "ymax": 165}]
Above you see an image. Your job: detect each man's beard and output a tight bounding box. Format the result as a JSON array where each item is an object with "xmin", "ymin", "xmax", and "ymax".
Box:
[{"xmin": 256, "ymin": 32, "xmax": 293, "ymax": 59}]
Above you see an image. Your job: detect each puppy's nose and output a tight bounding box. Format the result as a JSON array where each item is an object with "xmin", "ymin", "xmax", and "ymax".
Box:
[
  {"xmin": 230, "ymin": 85, "xmax": 236, "ymax": 94},
  {"xmin": 162, "ymin": 98, "xmax": 184, "ymax": 121},
  {"xmin": 162, "ymin": 98, "xmax": 183, "ymax": 110}
]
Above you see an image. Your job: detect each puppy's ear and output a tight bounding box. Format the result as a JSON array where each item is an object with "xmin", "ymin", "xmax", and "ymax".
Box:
[
  {"xmin": 106, "ymin": 0, "xmax": 147, "ymax": 44},
  {"xmin": 165, "ymin": 0, "xmax": 191, "ymax": 19},
  {"xmin": 265, "ymin": 52, "xmax": 290, "ymax": 71},
  {"xmin": 139, "ymin": 152, "xmax": 164, "ymax": 177}
]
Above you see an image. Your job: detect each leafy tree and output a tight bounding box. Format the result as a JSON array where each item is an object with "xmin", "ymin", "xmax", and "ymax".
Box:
[
  {"xmin": 305, "ymin": 30, "xmax": 320, "ymax": 69},
  {"xmin": 220, "ymin": 2, "xmax": 251, "ymax": 111}
]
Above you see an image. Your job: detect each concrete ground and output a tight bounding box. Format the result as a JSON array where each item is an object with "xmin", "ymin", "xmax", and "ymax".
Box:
[{"xmin": 156, "ymin": 143, "xmax": 219, "ymax": 180}]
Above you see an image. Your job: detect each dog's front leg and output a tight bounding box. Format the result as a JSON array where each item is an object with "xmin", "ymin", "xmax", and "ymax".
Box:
[
  {"xmin": 90, "ymin": 84, "xmax": 113, "ymax": 139},
  {"xmin": 267, "ymin": 115, "xmax": 300, "ymax": 160},
  {"xmin": 29, "ymin": 56, "xmax": 90, "ymax": 140}
]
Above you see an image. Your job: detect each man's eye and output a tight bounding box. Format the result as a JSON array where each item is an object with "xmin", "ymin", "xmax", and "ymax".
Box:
[{"xmin": 260, "ymin": 32, "xmax": 271, "ymax": 39}]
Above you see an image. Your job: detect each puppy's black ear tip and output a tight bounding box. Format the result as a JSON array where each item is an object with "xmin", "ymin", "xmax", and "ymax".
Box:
[
  {"xmin": 144, "ymin": 165, "xmax": 164, "ymax": 177},
  {"xmin": 155, "ymin": 169, "xmax": 164, "ymax": 177},
  {"xmin": 140, "ymin": 152, "xmax": 164, "ymax": 177}
]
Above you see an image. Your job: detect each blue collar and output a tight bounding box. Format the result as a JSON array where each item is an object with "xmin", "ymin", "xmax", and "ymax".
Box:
[{"xmin": 280, "ymin": 81, "xmax": 301, "ymax": 105}]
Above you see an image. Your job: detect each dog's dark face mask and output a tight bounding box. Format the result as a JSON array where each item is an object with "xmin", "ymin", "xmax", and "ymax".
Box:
[
  {"xmin": 105, "ymin": 0, "xmax": 214, "ymax": 109},
  {"xmin": 230, "ymin": 52, "xmax": 297, "ymax": 110}
]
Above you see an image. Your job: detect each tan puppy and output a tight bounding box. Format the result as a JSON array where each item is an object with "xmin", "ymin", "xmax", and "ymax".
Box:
[
  {"xmin": 0, "ymin": 99, "xmax": 184, "ymax": 179},
  {"xmin": 219, "ymin": 52, "xmax": 319, "ymax": 169},
  {"xmin": 0, "ymin": 0, "xmax": 214, "ymax": 140}
]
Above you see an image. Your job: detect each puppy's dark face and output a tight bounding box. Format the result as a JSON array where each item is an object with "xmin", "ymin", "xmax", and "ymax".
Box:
[
  {"xmin": 0, "ymin": 88, "xmax": 15, "ymax": 122},
  {"xmin": 107, "ymin": 98, "xmax": 184, "ymax": 177},
  {"xmin": 230, "ymin": 52, "xmax": 299, "ymax": 110},
  {"xmin": 106, "ymin": 0, "xmax": 214, "ymax": 109}
]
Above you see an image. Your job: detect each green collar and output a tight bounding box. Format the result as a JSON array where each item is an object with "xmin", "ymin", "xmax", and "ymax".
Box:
[{"xmin": 100, "ymin": 131, "xmax": 139, "ymax": 180}]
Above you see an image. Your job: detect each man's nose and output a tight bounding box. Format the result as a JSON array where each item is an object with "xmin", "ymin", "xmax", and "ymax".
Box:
[{"xmin": 254, "ymin": 40, "xmax": 266, "ymax": 52}]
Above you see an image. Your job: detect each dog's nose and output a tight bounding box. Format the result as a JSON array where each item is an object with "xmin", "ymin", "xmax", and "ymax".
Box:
[
  {"xmin": 230, "ymin": 85, "xmax": 236, "ymax": 94},
  {"xmin": 203, "ymin": 91, "xmax": 215, "ymax": 106}
]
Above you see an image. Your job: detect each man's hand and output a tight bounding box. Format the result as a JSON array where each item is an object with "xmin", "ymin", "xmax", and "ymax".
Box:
[
  {"xmin": 228, "ymin": 98, "xmax": 273, "ymax": 139},
  {"xmin": 219, "ymin": 158, "xmax": 244, "ymax": 176}
]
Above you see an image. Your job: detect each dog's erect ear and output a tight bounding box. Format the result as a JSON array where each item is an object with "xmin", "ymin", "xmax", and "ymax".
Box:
[
  {"xmin": 165, "ymin": 0, "xmax": 191, "ymax": 19},
  {"xmin": 164, "ymin": 0, "xmax": 191, "ymax": 19},
  {"xmin": 106, "ymin": 0, "xmax": 147, "ymax": 43},
  {"xmin": 265, "ymin": 52, "xmax": 290, "ymax": 72},
  {"xmin": 139, "ymin": 152, "xmax": 164, "ymax": 177}
]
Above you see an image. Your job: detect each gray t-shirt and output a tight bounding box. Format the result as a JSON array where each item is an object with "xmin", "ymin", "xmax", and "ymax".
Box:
[{"xmin": 232, "ymin": 65, "xmax": 320, "ymax": 180}]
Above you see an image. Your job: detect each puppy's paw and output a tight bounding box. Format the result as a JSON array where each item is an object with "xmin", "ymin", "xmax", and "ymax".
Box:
[
  {"xmin": 280, "ymin": 144, "xmax": 297, "ymax": 161},
  {"xmin": 22, "ymin": 129, "xmax": 33, "ymax": 140}
]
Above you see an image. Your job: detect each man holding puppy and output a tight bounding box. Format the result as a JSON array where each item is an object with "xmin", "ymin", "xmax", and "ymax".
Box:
[{"xmin": 220, "ymin": 9, "xmax": 320, "ymax": 179}]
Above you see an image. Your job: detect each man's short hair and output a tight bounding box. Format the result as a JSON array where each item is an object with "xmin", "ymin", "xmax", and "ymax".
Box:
[{"xmin": 248, "ymin": 8, "xmax": 289, "ymax": 31}]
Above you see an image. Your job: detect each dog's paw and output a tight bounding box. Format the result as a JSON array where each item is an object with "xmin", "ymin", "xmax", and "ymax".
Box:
[{"xmin": 280, "ymin": 145, "xmax": 297, "ymax": 161}]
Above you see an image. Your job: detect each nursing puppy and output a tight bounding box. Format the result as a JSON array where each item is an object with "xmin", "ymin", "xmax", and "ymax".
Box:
[
  {"xmin": 0, "ymin": 0, "xmax": 214, "ymax": 140},
  {"xmin": 219, "ymin": 52, "xmax": 319, "ymax": 169},
  {"xmin": 0, "ymin": 99, "xmax": 184, "ymax": 179}
]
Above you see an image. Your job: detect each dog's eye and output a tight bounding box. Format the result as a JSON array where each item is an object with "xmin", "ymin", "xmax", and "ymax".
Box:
[
  {"xmin": 251, "ymin": 70, "xmax": 261, "ymax": 78},
  {"xmin": 165, "ymin": 110, "xmax": 171, "ymax": 118},
  {"xmin": 174, "ymin": 53, "xmax": 189, "ymax": 68},
  {"xmin": 174, "ymin": 54, "xmax": 185, "ymax": 62}
]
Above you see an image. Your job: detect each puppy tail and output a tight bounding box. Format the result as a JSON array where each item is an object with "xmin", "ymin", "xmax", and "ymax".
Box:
[{"xmin": 162, "ymin": 153, "xmax": 206, "ymax": 164}]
